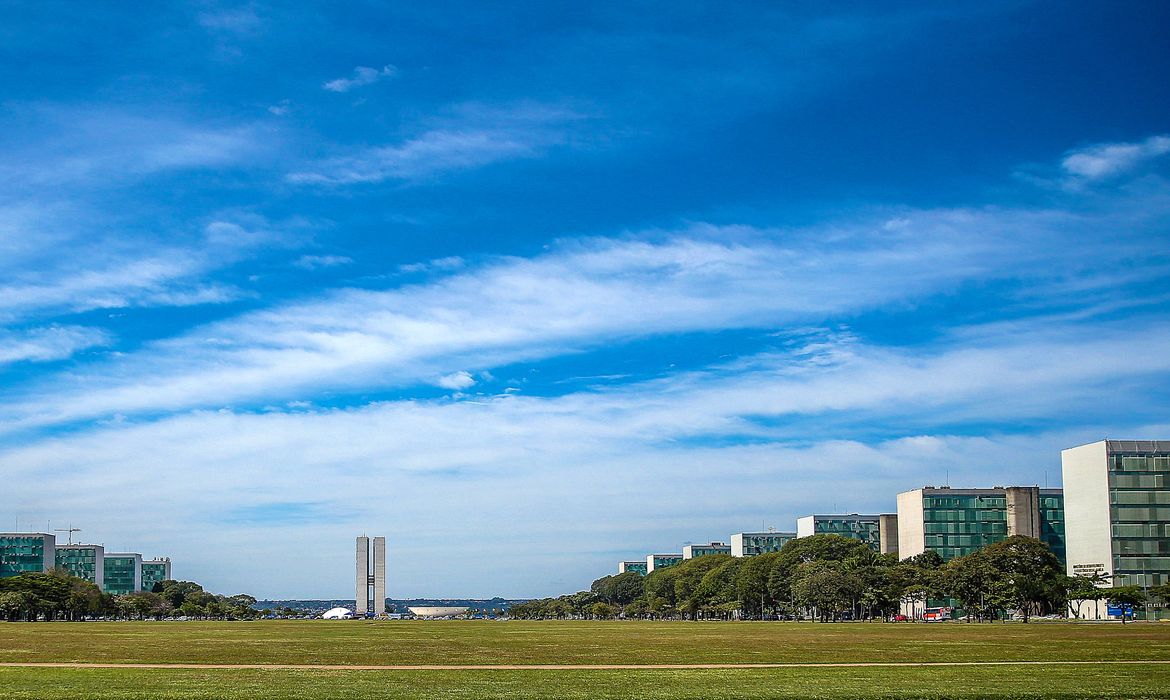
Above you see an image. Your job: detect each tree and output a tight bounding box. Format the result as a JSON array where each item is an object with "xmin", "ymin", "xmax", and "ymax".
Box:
[
  {"xmin": 980, "ymin": 536, "xmax": 1064, "ymax": 622},
  {"xmin": 941, "ymin": 551, "xmax": 1005, "ymax": 622},
  {"xmin": 1107, "ymin": 586, "xmax": 1146, "ymax": 624},
  {"xmin": 735, "ymin": 552, "xmax": 779, "ymax": 619},
  {"xmin": 790, "ymin": 561, "xmax": 862, "ymax": 622},
  {"xmin": 589, "ymin": 602, "xmax": 617, "ymax": 620}
]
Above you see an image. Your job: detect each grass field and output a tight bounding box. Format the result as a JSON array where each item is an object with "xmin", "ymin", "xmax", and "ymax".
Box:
[{"xmin": 2, "ymin": 620, "xmax": 1168, "ymax": 698}]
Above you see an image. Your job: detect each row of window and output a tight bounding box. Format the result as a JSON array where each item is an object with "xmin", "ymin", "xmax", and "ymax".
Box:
[
  {"xmin": 1110, "ymin": 506, "xmax": 1170, "ymax": 521},
  {"xmin": 1115, "ymin": 555, "xmax": 1170, "ymax": 571},
  {"xmin": 1111, "ymin": 455, "xmax": 1170, "ymax": 471},
  {"xmin": 1116, "ymin": 540, "xmax": 1170, "ymax": 555},
  {"xmin": 1112, "ymin": 474, "xmax": 1169, "ymax": 489},
  {"xmin": 1114, "ymin": 523, "xmax": 1170, "ymax": 538},
  {"xmin": 924, "ymin": 522, "xmax": 1007, "ymax": 535},
  {"xmin": 923, "ymin": 497, "xmax": 1006, "ymax": 508},
  {"xmin": 924, "ymin": 510, "xmax": 1007, "ymax": 522},
  {"xmin": 1111, "ymin": 490, "xmax": 1170, "ymax": 505}
]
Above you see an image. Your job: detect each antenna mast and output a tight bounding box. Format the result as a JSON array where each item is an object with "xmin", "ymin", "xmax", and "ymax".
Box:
[{"xmin": 54, "ymin": 525, "xmax": 82, "ymax": 545}]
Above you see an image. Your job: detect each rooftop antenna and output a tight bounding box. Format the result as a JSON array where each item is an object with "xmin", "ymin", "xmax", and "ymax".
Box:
[
  {"xmin": 946, "ymin": 468, "xmax": 950, "ymax": 488},
  {"xmin": 55, "ymin": 525, "xmax": 82, "ymax": 545}
]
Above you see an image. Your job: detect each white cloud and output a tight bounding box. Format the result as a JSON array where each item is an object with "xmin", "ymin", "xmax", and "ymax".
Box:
[
  {"xmin": 436, "ymin": 370, "xmax": 476, "ymax": 390},
  {"xmin": 287, "ymin": 103, "xmax": 582, "ymax": 184},
  {"xmin": 0, "ymin": 186, "xmax": 1164, "ymax": 434},
  {"xmin": 0, "ymin": 325, "xmax": 111, "ymax": 364},
  {"xmin": 323, "ymin": 65, "xmax": 397, "ymax": 93},
  {"xmin": 0, "ymin": 218, "xmax": 287, "ymax": 323},
  {"xmin": 0, "ymin": 107, "xmax": 274, "ymax": 189},
  {"xmin": 293, "ymin": 254, "xmax": 354, "ymax": 270},
  {"xmin": 2, "ymin": 336, "xmax": 1164, "ymax": 596},
  {"xmin": 1061, "ymin": 134, "xmax": 1170, "ymax": 182}
]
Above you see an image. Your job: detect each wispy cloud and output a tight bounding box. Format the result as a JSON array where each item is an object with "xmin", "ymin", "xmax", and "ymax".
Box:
[
  {"xmin": 4, "ymin": 170, "xmax": 1167, "ymax": 432},
  {"xmin": 0, "ymin": 107, "xmax": 274, "ymax": 189},
  {"xmin": 0, "ymin": 218, "xmax": 287, "ymax": 323},
  {"xmin": 323, "ymin": 65, "xmax": 397, "ymax": 93},
  {"xmin": 293, "ymin": 254, "xmax": 353, "ymax": 270},
  {"xmin": 1061, "ymin": 134, "xmax": 1170, "ymax": 182},
  {"xmin": 287, "ymin": 103, "xmax": 583, "ymax": 184},
  {"xmin": 0, "ymin": 325, "xmax": 111, "ymax": 364}
]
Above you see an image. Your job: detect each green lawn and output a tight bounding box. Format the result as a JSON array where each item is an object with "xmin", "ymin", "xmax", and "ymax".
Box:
[
  {"xmin": 1, "ymin": 620, "xmax": 1168, "ymax": 665},
  {"xmin": 2, "ymin": 621, "xmax": 1169, "ymax": 699},
  {"xmin": 2, "ymin": 666, "xmax": 1170, "ymax": 700}
]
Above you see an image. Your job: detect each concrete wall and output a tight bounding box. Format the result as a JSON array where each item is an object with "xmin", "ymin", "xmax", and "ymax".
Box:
[
  {"xmin": 355, "ymin": 536, "xmax": 369, "ymax": 615},
  {"xmin": 373, "ymin": 537, "xmax": 387, "ymax": 616},
  {"xmin": 1061, "ymin": 440, "xmax": 1114, "ymax": 592},
  {"xmin": 879, "ymin": 514, "xmax": 899, "ymax": 556},
  {"xmin": 896, "ymin": 489, "xmax": 925, "ymax": 559},
  {"xmin": 795, "ymin": 516, "xmax": 815, "ymax": 539},
  {"xmin": 1005, "ymin": 486, "xmax": 1042, "ymax": 538},
  {"xmin": 730, "ymin": 533, "xmax": 745, "ymax": 557}
]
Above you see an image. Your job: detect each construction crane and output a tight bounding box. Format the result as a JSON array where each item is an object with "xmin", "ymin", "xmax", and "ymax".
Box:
[{"xmin": 54, "ymin": 525, "xmax": 82, "ymax": 545}]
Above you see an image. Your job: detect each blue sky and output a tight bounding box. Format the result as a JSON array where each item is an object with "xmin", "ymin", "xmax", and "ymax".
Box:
[{"xmin": 1, "ymin": 1, "xmax": 1169, "ymax": 598}]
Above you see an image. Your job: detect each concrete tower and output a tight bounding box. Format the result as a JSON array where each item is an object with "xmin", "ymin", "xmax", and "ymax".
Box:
[{"xmin": 355, "ymin": 536, "xmax": 387, "ymax": 616}]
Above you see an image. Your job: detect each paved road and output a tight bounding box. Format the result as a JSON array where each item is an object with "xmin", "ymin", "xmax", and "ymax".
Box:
[{"xmin": 2, "ymin": 660, "xmax": 1168, "ymax": 671}]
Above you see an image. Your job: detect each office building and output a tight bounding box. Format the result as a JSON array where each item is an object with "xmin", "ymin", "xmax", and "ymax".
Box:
[
  {"xmin": 618, "ymin": 560, "xmax": 648, "ymax": 575},
  {"xmin": 1063, "ymin": 439, "xmax": 1169, "ymax": 620},
  {"xmin": 0, "ymin": 533, "xmax": 56, "ymax": 578},
  {"xmin": 897, "ymin": 486, "xmax": 1064, "ymax": 562},
  {"xmin": 141, "ymin": 558, "xmax": 171, "ymax": 592},
  {"xmin": 55, "ymin": 544, "xmax": 105, "ymax": 588},
  {"xmin": 646, "ymin": 553, "xmax": 683, "ymax": 573},
  {"xmin": 682, "ymin": 542, "xmax": 731, "ymax": 559},
  {"xmin": 355, "ymin": 536, "xmax": 387, "ymax": 616},
  {"xmin": 796, "ymin": 514, "xmax": 890, "ymax": 553},
  {"xmin": 730, "ymin": 531, "xmax": 796, "ymax": 557},
  {"xmin": 103, "ymin": 553, "xmax": 142, "ymax": 595}
]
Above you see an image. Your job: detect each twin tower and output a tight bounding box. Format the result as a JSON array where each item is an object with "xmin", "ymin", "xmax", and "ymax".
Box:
[{"xmin": 355, "ymin": 536, "xmax": 387, "ymax": 616}]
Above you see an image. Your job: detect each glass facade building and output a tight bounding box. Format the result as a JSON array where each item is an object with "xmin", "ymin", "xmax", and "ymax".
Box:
[
  {"xmin": 618, "ymin": 560, "xmax": 648, "ymax": 575},
  {"xmin": 897, "ymin": 487, "xmax": 1065, "ymax": 563},
  {"xmin": 1108, "ymin": 450, "xmax": 1170, "ymax": 588},
  {"xmin": 730, "ymin": 532, "xmax": 796, "ymax": 557},
  {"xmin": 0, "ymin": 533, "xmax": 55, "ymax": 578},
  {"xmin": 796, "ymin": 515, "xmax": 885, "ymax": 552},
  {"xmin": 1064, "ymin": 440, "xmax": 1170, "ymax": 620},
  {"xmin": 682, "ymin": 542, "xmax": 731, "ymax": 559},
  {"xmin": 646, "ymin": 553, "xmax": 684, "ymax": 573},
  {"xmin": 103, "ymin": 554, "xmax": 142, "ymax": 595},
  {"xmin": 141, "ymin": 559, "xmax": 171, "ymax": 592},
  {"xmin": 54, "ymin": 545, "xmax": 104, "ymax": 588}
]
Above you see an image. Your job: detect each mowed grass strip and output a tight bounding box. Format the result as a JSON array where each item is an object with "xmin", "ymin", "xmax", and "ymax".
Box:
[
  {"xmin": 2, "ymin": 665, "xmax": 1170, "ymax": 699},
  {"xmin": 0, "ymin": 621, "xmax": 1168, "ymax": 666}
]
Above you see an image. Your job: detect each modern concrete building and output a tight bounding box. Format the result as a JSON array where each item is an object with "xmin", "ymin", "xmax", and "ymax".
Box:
[
  {"xmin": 0, "ymin": 533, "xmax": 56, "ymax": 578},
  {"xmin": 141, "ymin": 558, "xmax": 171, "ymax": 592},
  {"xmin": 1063, "ymin": 439, "xmax": 1170, "ymax": 620},
  {"xmin": 103, "ymin": 553, "xmax": 142, "ymax": 595},
  {"xmin": 55, "ymin": 544, "xmax": 105, "ymax": 588},
  {"xmin": 730, "ymin": 531, "xmax": 796, "ymax": 557},
  {"xmin": 796, "ymin": 514, "xmax": 889, "ymax": 552},
  {"xmin": 646, "ymin": 553, "xmax": 683, "ymax": 573},
  {"xmin": 618, "ymin": 560, "xmax": 648, "ymax": 575},
  {"xmin": 682, "ymin": 542, "xmax": 731, "ymax": 559},
  {"xmin": 355, "ymin": 536, "xmax": 387, "ymax": 616},
  {"xmin": 897, "ymin": 486, "xmax": 1065, "ymax": 562}
]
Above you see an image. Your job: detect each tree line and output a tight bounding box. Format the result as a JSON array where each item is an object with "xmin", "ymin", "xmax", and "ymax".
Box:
[
  {"xmin": 0, "ymin": 570, "xmax": 259, "ymax": 621},
  {"xmin": 509, "ymin": 534, "xmax": 1170, "ymax": 622}
]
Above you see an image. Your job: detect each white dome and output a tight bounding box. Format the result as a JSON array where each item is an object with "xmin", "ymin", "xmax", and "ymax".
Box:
[
  {"xmin": 322, "ymin": 607, "xmax": 354, "ymax": 619},
  {"xmin": 407, "ymin": 606, "xmax": 468, "ymax": 618}
]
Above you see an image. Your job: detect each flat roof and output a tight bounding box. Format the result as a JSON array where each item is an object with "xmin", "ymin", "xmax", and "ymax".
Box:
[{"xmin": 734, "ymin": 532, "xmax": 797, "ymax": 537}]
